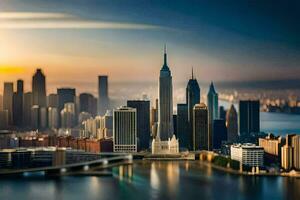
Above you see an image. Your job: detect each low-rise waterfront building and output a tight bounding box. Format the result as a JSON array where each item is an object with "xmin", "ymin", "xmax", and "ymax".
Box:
[{"xmin": 230, "ymin": 143, "xmax": 264, "ymax": 167}]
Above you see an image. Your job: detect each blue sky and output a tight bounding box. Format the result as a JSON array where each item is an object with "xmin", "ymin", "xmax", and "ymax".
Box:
[{"xmin": 0, "ymin": 0, "xmax": 300, "ymax": 93}]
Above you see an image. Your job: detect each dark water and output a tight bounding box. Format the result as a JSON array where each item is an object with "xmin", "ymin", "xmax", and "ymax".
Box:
[{"xmin": 0, "ymin": 161, "xmax": 299, "ymax": 200}]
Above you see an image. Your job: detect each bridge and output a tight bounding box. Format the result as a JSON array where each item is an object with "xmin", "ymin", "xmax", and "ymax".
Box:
[{"xmin": 0, "ymin": 154, "xmax": 133, "ymax": 177}]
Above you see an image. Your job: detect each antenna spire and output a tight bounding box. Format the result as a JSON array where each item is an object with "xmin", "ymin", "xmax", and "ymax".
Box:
[
  {"xmin": 192, "ymin": 67, "xmax": 194, "ymax": 79},
  {"xmin": 164, "ymin": 44, "xmax": 167, "ymax": 65}
]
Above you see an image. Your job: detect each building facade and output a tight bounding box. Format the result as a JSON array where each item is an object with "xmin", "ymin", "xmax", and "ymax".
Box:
[
  {"xmin": 239, "ymin": 100, "xmax": 260, "ymax": 137},
  {"xmin": 113, "ymin": 106, "xmax": 137, "ymax": 153},
  {"xmin": 226, "ymin": 104, "xmax": 238, "ymax": 143},
  {"xmin": 193, "ymin": 103, "xmax": 208, "ymax": 151},
  {"xmin": 231, "ymin": 143, "xmax": 264, "ymax": 167},
  {"xmin": 207, "ymin": 82, "xmax": 218, "ymax": 150},
  {"xmin": 98, "ymin": 75, "xmax": 109, "ymax": 116}
]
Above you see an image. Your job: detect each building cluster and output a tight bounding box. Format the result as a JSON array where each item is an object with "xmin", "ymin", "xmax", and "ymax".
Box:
[
  {"xmin": 0, "ymin": 46, "xmax": 299, "ymax": 173},
  {"xmin": 0, "ymin": 132, "xmax": 113, "ymax": 153}
]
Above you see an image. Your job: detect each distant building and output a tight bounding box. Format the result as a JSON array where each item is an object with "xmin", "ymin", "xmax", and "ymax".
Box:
[
  {"xmin": 186, "ymin": 68, "xmax": 200, "ymax": 149},
  {"xmin": 79, "ymin": 93, "xmax": 97, "ymax": 116},
  {"xmin": 150, "ymin": 99, "xmax": 158, "ymax": 138},
  {"xmin": 193, "ymin": 103, "xmax": 208, "ymax": 151},
  {"xmin": 32, "ymin": 69, "xmax": 46, "ymax": 107},
  {"xmin": 98, "ymin": 75, "xmax": 109, "ymax": 116},
  {"xmin": 57, "ymin": 88, "xmax": 76, "ymax": 112},
  {"xmin": 47, "ymin": 94, "xmax": 58, "ymax": 108},
  {"xmin": 48, "ymin": 107, "xmax": 59, "ymax": 129},
  {"xmin": 177, "ymin": 104, "xmax": 189, "ymax": 149},
  {"xmin": 127, "ymin": 100, "xmax": 150, "ymax": 150},
  {"xmin": 0, "ymin": 110, "xmax": 9, "ymax": 130},
  {"xmin": 292, "ymin": 135, "xmax": 300, "ymax": 170},
  {"xmin": 23, "ymin": 92, "xmax": 32, "ymax": 128},
  {"xmin": 226, "ymin": 104, "xmax": 238, "ymax": 143},
  {"xmin": 31, "ymin": 105, "xmax": 40, "ymax": 130},
  {"xmin": 219, "ymin": 106, "xmax": 226, "ymax": 120},
  {"xmin": 39, "ymin": 107, "xmax": 48, "ymax": 130},
  {"xmin": 113, "ymin": 106, "xmax": 137, "ymax": 153},
  {"xmin": 61, "ymin": 103, "xmax": 76, "ymax": 129},
  {"xmin": 212, "ymin": 119, "xmax": 227, "ymax": 150},
  {"xmin": 207, "ymin": 82, "xmax": 218, "ymax": 150},
  {"xmin": 239, "ymin": 100, "xmax": 260, "ymax": 137},
  {"xmin": 281, "ymin": 145, "xmax": 293, "ymax": 171},
  {"xmin": 3, "ymin": 82, "xmax": 13, "ymax": 125},
  {"xmin": 231, "ymin": 143, "xmax": 264, "ymax": 167},
  {"xmin": 13, "ymin": 79, "xmax": 24, "ymax": 127}
]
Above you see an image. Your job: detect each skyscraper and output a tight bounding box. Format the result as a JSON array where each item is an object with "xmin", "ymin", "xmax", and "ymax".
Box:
[
  {"xmin": 98, "ymin": 75, "xmax": 109, "ymax": 116},
  {"xmin": 13, "ymin": 79, "xmax": 24, "ymax": 127},
  {"xmin": 47, "ymin": 93, "xmax": 58, "ymax": 108},
  {"xmin": 57, "ymin": 88, "xmax": 76, "ymax": 112},
  {"xmin": 212, "ymin": 119, "xmax": 227, "ymax": 149},
  {"xmin": 186, "ymin": 68, "xmax": 200, "ymax": 150},
  {"xmin": 3, "ymin": 82, "xmax": 13, "ymax": 125},
  {"xmin": 207, "ymin": 82, "xmax": 218, "ymax": 150},
  {"xmin": 80, "ymin": 93, "xmax": 96, "ymax": 116},
  {"xmin": 193, "ymin": 103, "xmax": 208, "ymax": 151},
  {"xmin": 127, "ymin": 100, "xmax": 150, "ymax": 150},
  {"xmin": 113, "ymin": 106, "xmax": 137, "ymax": 153},
  {"xmin": 157, "ymin": 46, "xmax": 174, "ymax": 140},
  {"xmin": 239, "ymin": 100, "xmax": 260, "ymax": 137},
  {"xmin": 23, "ymin": 92, "xmax": 32, "ymax": 128},
  {"xmin": 177, "ymin": 103, "xmax": 189, "ymax": 149},
  {"xmin": 152, "ymin": 46, "xmax": 179, "ymax": 154},
  {"xmin": 61, "ymin": 103, "xmax": 76, "ymax": 129},
  {"xmin": 32, "ymin": 68, "xmax": 46, "ymax": 107},
  {"xmin": 226, "ymin": 104, "xmax": 238, "ymax": 143}
]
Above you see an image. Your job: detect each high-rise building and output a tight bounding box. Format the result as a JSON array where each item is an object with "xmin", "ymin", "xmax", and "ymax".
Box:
[
  {"xmin": 231, "ymin": 143, "xmax": 264, "ymax": 167},
  {"xmin": 32, "ymin": 69, "xmax": 46, "ymax": 107},
  {"xmin": 127, "ymin": 100, "xmax": 150, "ymax": 150},
  {"xmin": 226, "ymin": 104, "xmax": 238, "ymax": 143},
  {"xmin": 23, "ymin": 92, "xmax": 32, "ymax": 128},
  {"xmin": 258, "ymin": 134, "xmax": 283, "ymax": 157},
  {"xmin": 219, "ymin": 106, "xmax": 226, "ymax": 120},
  {"xmin": 281, "ymin": 145, "xmax": 293, "ymax": 170},
  {"xmin": 177, "ymin": 104, "xmax": 189, "ymax": 149},
  {"xmin": 57, "ymin": 88, "xmax": 76, "ymax": 112},
  {"xmin": 13, "ymin": 79, "xmax": 24, "ymax": 127},
  {"xmin": 150, "ymin": 99, "xmax": 158, "ymax": 138},
  {"xmin": 239, "ymin": 100, "xmax": 260, "ymax": 137},
  {"xmin": 39, "ymin": 107, "xmax": 48, "ymax": 130},
  {"xmin": 212, "ymin": 119, "xmax": 227, "ymax": 149},
  {"xmin": 193, "ymin": 103, "xmax": 208, "ymax": 151},
  {"xmin": 47, "ymin": 94, "xmax": 58, "ymax": 108},
  {"xmin": 48, "ymin": 107, "xmax": 58, "ymax": 129},
  {"xmin": 31, "ymin": 105, "xmax": 40, "ymax": 130},
  {"xmin": 186, "ymin": 68, "xmax": 200, "ymax": 150},
  {"xmin": 292, "ymin": 135, "xmax": 300, "ymax": 170},
  {"xmin": 3, "ymin": 82, "xmax": 14, "ymax": 125},
  {"xmin": 0, "ymin": 110, "xmax": 9, "ymax": 129},
  {"xmin": 207, "ymin": 82, "xmax": 218, "ymax": 150},
  {"xmin": 157, "ymin": 46, "xmax": 174, "ymax": 141},
  {"xmin": 98, "ymin": 75, "xmax": 109, "ymax": 116},
  {"xmin": 152, "ymin": 46, "xmax": 179, "ymax": 154},
  {"xmin": 113, "ymin": 106, "xmax": 137, "ymax": 153},
  {"xmin": 79, "ymin": 93, "xmax": 96, "ymax": 116},
  {"xmin": 61, "ymin": 103, "xmax": 75, "ymax": 129}
]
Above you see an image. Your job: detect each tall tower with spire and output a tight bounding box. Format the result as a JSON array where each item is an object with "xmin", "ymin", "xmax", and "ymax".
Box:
[
  {"xmin": 186, "ymin": 67, "xmax": 200, "ymax": 150},
  {"xmin": 207, "ymin": 82, "xmax": 219, "ymax": 150},
  {"xmin": 157, "ymin": 45, "xmax": 174, "ymax": 140}
]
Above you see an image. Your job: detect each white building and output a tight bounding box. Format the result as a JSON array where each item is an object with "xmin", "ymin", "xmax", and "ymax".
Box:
[
  {"xmin": 113, "ymin": 106, "xmax": 137, "ymax": 153},
  {"xmin": 230, "ymin": 143, "xmax": 264, "ymax": 167}
]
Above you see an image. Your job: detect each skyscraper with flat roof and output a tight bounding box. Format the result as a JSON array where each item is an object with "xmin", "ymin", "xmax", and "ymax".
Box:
[
  {"xmin": 193, "ymin": 103, "xmax": 208, "ymax": 151},
  {"xmin": 98, "ymin": 75, "xmax": 109, "ymax": 116},
  {"xmin": 127, "ymin": 100, "xmax": 150, "ymax": 150},
  {"xmin": 177, "ymin": 103, "xmax": 189, "ymax": 149},
  {"xmin": 32, "ymin": 68, "xmax": 46, "ymax": 107},
  {"xmin": 13, "ymin": 79, "xmax": 24, "ymax": 127},
  {"xmin": 3, "ymin": 82, "xmax": 13, "ymax": 125},
  {"xmin": 113, "ymin": 106, "xmax": 137, "ymax": 153},
  {"xmin": 239, "ymin": 100, "xmax": 260, "ymax": 137},
  {"xmin": 212, "ymin": 119, "xmax": 227, "ymax": 149}
]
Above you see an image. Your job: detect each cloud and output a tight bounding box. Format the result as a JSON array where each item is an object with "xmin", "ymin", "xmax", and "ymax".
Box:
[{"xmin": 0, "ymin": 12, "xmax": 160, "ymax": 30}]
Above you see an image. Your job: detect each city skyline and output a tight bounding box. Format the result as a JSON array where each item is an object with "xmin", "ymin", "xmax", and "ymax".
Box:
[{"xmin": 1, "ymin": 0, "xmax": 300, "ymax": 93}]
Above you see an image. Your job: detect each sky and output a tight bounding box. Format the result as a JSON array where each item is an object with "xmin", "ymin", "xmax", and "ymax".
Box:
[{"xmin": 0, "ymin": 0, "xmax": 300, "ymax": 94}]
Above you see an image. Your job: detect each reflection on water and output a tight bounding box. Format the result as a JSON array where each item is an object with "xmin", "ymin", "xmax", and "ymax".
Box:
[{"xmin": 0, "ymin": 161, "xmax": 300, "ymax": 200}]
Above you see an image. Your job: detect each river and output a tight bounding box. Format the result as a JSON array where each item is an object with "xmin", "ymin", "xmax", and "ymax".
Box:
[{"xmin": 0, "ymin": 161, "xmax": 299, "ymax": 200}]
